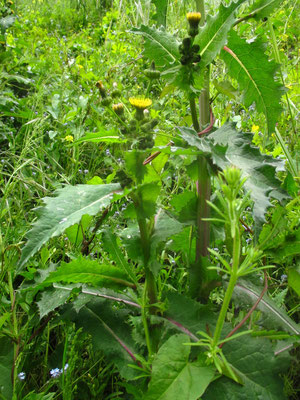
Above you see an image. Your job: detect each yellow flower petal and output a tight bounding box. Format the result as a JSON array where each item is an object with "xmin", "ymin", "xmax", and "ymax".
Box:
[
  {"xmin": 186, "ymin": 12, "xmax": 201, "ymax": 23},
  {"xmin": 65, "ymin": 135, "xmax": 74, "ymax": 143},
  {"xmin": 251, "ymin": 125, "xmax": 260, "ymax": 134},
  {"xmin": 129, "ymin": 98, "xmax": 152, "ymax": 110}
]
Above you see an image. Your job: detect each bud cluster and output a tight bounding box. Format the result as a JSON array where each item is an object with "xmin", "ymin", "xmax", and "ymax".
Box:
[
  {"xmin": 178, "ymin": 12, "xmax": 202, "ymax": 66},
  {"xmin": 96, "ymin": 80, "xmax": 122, "ymax": 107}
]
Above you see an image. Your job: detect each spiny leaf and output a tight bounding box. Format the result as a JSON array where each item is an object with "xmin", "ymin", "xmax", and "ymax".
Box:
[
  {"xmin": 164, "ymin": 292, "xmax": 216, "ymax": 336},
  {"xmin": 233, "ymin": 279, "xmax": 300, "ymax": 335},
  {"xmin": 221, "ymin": 30, "xmax": 285, "ymax": 134},
  {"xmin": 208, "ymin": 123, "xmax": 288, "ymax": 225},
  {"xmin": 196, "ymin": 0, "xmax": 247, "ymax": 67},
  {"xmin": 249, "ymin": 0, "xmax": 284, "ymax": 20},
  {"xmin": 145, "ymin": 334, "xmax": 215, "ymax": 400},
  {"xmin": 177, "ymin": 123, "xmax": 287, "ymax": 225},
  {"xmin": 131, "ymin": 25, "xmax": 180, "ymax": 69},
  {"xmin": 37, "ymin": 286, "xmax": 76, "ymax": 318},
  {"xmin": 120, "ymin": 223, "xmax": 144, "ymax": 265},
  {"xmin": 102, "ymin": 230, "xmax": 138, "ymax": 285},
  {"xmin": 203, "ymin": 333, "xmax": 291, "ymax": 399},
  {"xmin": 149, "ymin": 210, "xmax": 184, "ymax": 274},
  {"xmin": 65, "ymin": 296, "xmax": 139, "ymax": 380},
  {"xmin": 43, "ymin": 256, "xmax": 135, "ymax": 289},
  {"xmin": 150, "ymin": 210, "xmax": 184, "ymax": 255},
  {"xmin": 19, "ymin": 183, "xmax": 121, "ymax": 269}
]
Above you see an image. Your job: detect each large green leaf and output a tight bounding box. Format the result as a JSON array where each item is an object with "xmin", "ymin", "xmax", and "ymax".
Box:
[
  {"xmin": 164, "ymin": 293, "xmax": 216, "ymax": 337},
  {"xmin": 178, "ymin": 123, "xmax": 287, "ymax": 225},
  {"xmin": 145, "ymin": 334, "xmax": 215, "ymax": 400},
  {"xmin": 232, "ymin": 279, "xmax": 300, "ymax": 335},
  {"xmin": 43, "ymin": 256, "xmax": 135, "ymax": 289},
  {"xmin": 37, "ymin": 286, "xmax": 78, "ymax": 318},
  {"xmin": 19, "ymin": 183, "xmax": 121, "ymax": 268},
  {"xmin": 120, "ymin": 223, "xmax": 144, "ymax": 265},
  {"xmin": 130, "ymin": 25, "xmax": 180, "ymax": 69},
  {"xmin": 102, "ymin": 230, "xmax": 138, "ymax": 285},
  {"xmin": 150, "ymin": 210, "xmax": 184, "ymax": 255},
  {"xmin": 196, "ymin": 0, "xmax": 246, "ymax": 67},
  {"xmin": 221, "ymin": 30, "xmax": 285, "ymax": 134},
  {"xmin": 249, "ymin": 0, "xmax": 284, "ymax": 19},
  {"xmin": 65, "ymin": 296, "xmax": 139, "ymax": 380},
  {"xmin": 210, "ymin": 123, "xmax": 287, "ymax": 224},
  {"xmin": 203, "ymin": 333, "xmax": 291, "ymax": 399}
]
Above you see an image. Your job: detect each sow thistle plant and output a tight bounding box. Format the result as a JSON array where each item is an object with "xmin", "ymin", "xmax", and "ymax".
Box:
[{"xmin": 9, "ymin": 1, "xmax": 299, "ymax": 399}]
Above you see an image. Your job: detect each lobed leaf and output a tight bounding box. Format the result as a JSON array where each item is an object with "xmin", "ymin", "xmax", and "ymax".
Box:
[
  {"xmin": 131, "ymin": 25, "xmax": 180, "ymax": 69},
  {"xmin": 196, "ymin": 0, "xmax": 247, "ymax": 67},
  {"xmin": 43, "ymin": 256, "xmax": 135, "ymax": 289},
  {"xmin": 221, "ymin": 30, "xmax": 285, "ymax": 134},
  {"xmin": 208, "ymin": 123, "xmax": 287, "ymax": 225},
  {"xmin": 102, "ymin": 230, "xmax": 138, "ymax": 285}
]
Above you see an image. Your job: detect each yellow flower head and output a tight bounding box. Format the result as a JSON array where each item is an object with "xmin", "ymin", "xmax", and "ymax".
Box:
[
  {"xmin": 65, "ymin": 135, "xmax": 74, "ymax": 143},
  {"xmin": 129, "ymin": 98, "xmax": 152, "ymax": 110},
  {"xmin": 186, "ymin": 12, "xmax": 202, "ymax": 24},
  {"xmin": 251, "ymin": 125, "xmax": 260, "ymax": 134}
]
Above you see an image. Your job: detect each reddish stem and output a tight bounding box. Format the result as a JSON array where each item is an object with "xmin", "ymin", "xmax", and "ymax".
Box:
[{"xmin": 198, "ymin": 108, "xmax": 215, "ymax": 136}]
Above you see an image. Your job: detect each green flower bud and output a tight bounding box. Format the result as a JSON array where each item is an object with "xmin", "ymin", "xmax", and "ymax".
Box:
[
  {"xmin": 144, "ymin": 69, "xmax": 161, "ymax": 79},
  {"xmin": 180, "ymin": 55, "xmax": 190, "ymax": 65},
  {"xmin": 191, "ymin": 44, "xmax": 200, "ymax": 53},
  {"xmin": 101, "ymin": 96, "xmax": 112, "ymax": 106},
  {"xmin": 138, "ymin": 135, "xmax": 155, "ymax": 150},
  {"xmin": 182, "ymin": 37, "xmax": 192, "ymax": 50},
  {"xmin": 223, "ymin": 166, "xmax": 242, "ymax": 187},
  {"xmin": 111, "ymin": 88, "xmax": 121, "ymax": 98}
]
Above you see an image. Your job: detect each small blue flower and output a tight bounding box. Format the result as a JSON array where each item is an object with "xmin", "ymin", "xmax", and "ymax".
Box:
[
  {"xmin": 281, "ymin": 274, "xmax": 288, "ymax": 282},
  {"xmin": 18, "ymin": 372, "xmax": 26, "ymax": 381},
  {"xmin": 50, "ymin": 368, "xmax": 61, "ymax": 378}
]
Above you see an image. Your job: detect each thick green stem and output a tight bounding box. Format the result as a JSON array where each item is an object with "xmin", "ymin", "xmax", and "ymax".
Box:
[
  {"xmin": 196, "ymin": 156, "xmax": 210, "ymax": 261},
  {"xmin": 189, "ymin": 0, "xmax": 211, "ymax": 299},
  {"xmin": 131, "ymin": 192, "xmax": 157, "ymax": 356},
  {"xmin": 135, "ymin": 215, "xmax": 157, "ymax": 306},
  {"xmin": 190, "ymin": 98, "xmax": 200, "ymax": 132},
  {"xmin": 213, "ymin": 228, "xmax": 240, "ymax": 346}
]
